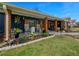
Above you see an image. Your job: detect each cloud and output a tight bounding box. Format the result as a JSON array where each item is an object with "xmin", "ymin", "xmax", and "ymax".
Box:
[{"xmin": 62, "ymin": 2, "xmax": 79, "ymax": 17}]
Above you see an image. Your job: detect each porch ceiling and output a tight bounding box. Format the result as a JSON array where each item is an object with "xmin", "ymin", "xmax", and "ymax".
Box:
[{"xmin": 0, "ymin": 2, "xmax": 59, "ymax": 20}]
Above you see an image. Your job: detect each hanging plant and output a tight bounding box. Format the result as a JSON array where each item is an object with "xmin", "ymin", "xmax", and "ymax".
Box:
[
  {"xmin": 14, "ymin": 16, "xmax": 22, "ymax": 33},
  {"xmin": 15, "ymin": 16, "xmax": 20, "ymax": 23}
]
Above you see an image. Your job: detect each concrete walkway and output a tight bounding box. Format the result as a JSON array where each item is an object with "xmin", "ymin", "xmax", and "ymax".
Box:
[{"xmin": 49, "ymin": 32, "xmax": 79, "ymax": 35}]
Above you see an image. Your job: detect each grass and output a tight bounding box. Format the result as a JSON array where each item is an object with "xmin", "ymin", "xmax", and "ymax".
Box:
[
  {"xmin": 0, "ymin": 35, "xmax": 79, "ymax": 56},
  {"xmin": 70, "ymin": 27, "xmax": 79, "ymax": 31}
]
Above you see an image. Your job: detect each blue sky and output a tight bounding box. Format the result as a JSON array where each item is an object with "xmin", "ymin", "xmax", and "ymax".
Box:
[{"xmin": 9, "ymin": 2, "xmax": 79, "ymax": 21}]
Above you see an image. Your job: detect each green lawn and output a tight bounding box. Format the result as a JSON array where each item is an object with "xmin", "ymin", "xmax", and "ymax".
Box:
[
  {"xmin": 70, "ymin": 27, "xmax": 79, "ymax": 31},
  {"xmin": 0, "ymin": 35, "xmax": 79, "ymax": 56}
]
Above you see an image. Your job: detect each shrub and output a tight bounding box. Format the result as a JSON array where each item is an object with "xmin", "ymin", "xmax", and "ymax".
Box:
[
  {"xmin": 29, "ymin": 32, "xmax": 37, "ymax": 40},
  {"xmin": 19, "ymin": 33, "xmax": 27, "ymax": 43},
  {"xmin": 42, "ymin": 32, "xmax": 49, "ymax": 37}
]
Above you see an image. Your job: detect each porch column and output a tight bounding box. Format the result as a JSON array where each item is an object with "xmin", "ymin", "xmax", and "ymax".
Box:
[
  {"xmin": 21, "ymin": 17, "xmax": 25, "ymax": 32},
  {"xmin": 61, "ymin": 20, "xmax": 65, "ymax": 31},
  {"xmin": 66, "ymin": 22, "xmax": 69, "ymax": 32},
  {"xmin": 3, "ymin": 5, "xmax": 11, "ymax": 41},
  {"xmin": 54, "ymin": 20, "xmax": 58, "ymax": 32},
  {"xmin": 48, "ymin": 21, "xmax": 50, "ymax": 29},
  {"xmin": 44, "ymin": 16, "xmax": 49, "ymax": 32}
]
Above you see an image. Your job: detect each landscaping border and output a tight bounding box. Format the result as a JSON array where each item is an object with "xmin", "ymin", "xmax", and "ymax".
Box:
[{"xmin": 0, "ymin": 35, "xmax": 55, "ymax": 51}]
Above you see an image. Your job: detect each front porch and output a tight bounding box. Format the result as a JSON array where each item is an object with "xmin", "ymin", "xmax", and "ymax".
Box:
[
  {"xmin": 0, "ymin": 13, "xmax": 68, "ymax": 42},
  {"xmin": 48, "ymin": 20, "xmax": 66, "ymax": 32},
  {"xmin": 0, "ymin": 4, "xmax": 69, "ymax": 43}
]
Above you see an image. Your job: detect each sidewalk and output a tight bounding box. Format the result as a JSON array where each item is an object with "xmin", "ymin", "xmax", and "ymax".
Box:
[{"xmin": 49, "ymin": 31, "xmax": 79, "ymax": 35}]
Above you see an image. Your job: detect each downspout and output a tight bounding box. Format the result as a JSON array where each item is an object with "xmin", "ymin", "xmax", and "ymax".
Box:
[{"xmin": 3, "ymin": 5, "xmax": 9, "ymax": 41}]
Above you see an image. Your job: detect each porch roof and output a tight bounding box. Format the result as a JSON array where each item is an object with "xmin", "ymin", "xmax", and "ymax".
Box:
[
  {"xmin": 49, "ymin": 18, "xmax": 63, "ymax": 21},
  {"xmin": 0, "ymin": 2, "xmax": 60, "ymax": 20}
]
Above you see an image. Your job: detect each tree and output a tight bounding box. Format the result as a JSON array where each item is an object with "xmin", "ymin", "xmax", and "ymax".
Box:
[
  {"xmin": 63, "ymin": 17, "xmax": 71, "ymax": 21},
  {"xmin": 76, "ymin": 22, "xmax": 79, "ymax": 25},
  {"xmin": 63, "ymin": 17, "xmax": 72, "ymax": 29}
]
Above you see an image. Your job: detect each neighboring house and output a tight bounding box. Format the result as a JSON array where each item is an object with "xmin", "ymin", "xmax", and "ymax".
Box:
[
  {"xmin": 68, "ymin": 20, "xmax": 76, "ymax": 27},
  {"xmin": 75, "ymin": 22, "xmax": 79, "ymax": 27},
  {"xmin": 0, "ymin": 2, "xmax": 68, "ymax": 42}
]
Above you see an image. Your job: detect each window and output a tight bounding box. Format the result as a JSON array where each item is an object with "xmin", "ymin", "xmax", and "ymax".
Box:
[{"xmin": 0, "ymin": 13, "xmax": 4, "ymax": 36}]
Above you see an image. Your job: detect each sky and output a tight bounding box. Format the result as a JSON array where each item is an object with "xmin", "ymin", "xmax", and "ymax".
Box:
[{"xmin": 9, "ymin": 2, "xmax": 79, "ymax": 21}]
